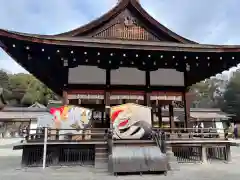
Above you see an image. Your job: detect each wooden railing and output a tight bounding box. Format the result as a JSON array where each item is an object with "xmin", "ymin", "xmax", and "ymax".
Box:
[
  {"xmin": 166, "ymin": 141, "xmax": 232, "ymax": 164},
  {"xmin": 22, "ymin": 127, "xmax": 228, "ymax": 142},
  {"xmin": 153, "ymin": 128, "xmax": 228, "ymax": 140},
  {"xmin": 19, "ymin": 127, "xmax": 234, "ymax": 168},
  {"xmin": 23, "ymin": 128, "xmax": 108, "ymax": 142},
  {"xmin": 151, "ymin": 129, "xmax": 233, "ymax": 164}
]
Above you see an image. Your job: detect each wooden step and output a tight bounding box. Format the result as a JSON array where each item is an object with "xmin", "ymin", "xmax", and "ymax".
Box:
[
  {"xmin": 96, "ymin": 147, "xmax": 107, "ymax": 152},
  {"xmin": 95, "ymin": 155, "xmax": 109, "ymax": 169},
  {"xmin": 95, "ymin": 154, "xmax": 108, "ymax": 160},
  {"xmin": 95, "ymin": 151, "xmax": 108, "ymax": 155},
  {"xmin": 95, "ymin": 156, "xmax": 108, "ymax": 161},
  {"xmin": 95, "ymin": 163, "xmax": 108, "ymax": 169},
  {"xmin": 95, "ymin": 144, "xmax": 108, "ymax": 149},
  {"xmin": 95, "ymin": 143, "xmax": 109, "ymax": 170}
]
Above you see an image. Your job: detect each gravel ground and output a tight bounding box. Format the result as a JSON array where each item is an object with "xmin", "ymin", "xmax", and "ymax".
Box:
[{"xmin": 0, "ymin": 144, "xmax": 240, "ymax": 180}]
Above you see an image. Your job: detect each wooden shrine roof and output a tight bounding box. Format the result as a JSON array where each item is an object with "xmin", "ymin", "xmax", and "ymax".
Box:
[
  {"xmin": 0, "ymin": 0, "xmax": 197, "ymax": 44},
  {"xmin": 1, "ymin": 28, "xmax": 240, "ymax": 52},
  {"xmin": 55, "ymin": 0, "xmax": 196, "ymax": 44},
  {"xmin": 1, "ymin": 27, "xmax": 240, "ymax": 95},
  {"xmin": 0, "ymin": 0, "xmax": 240, "ymax": 94}
]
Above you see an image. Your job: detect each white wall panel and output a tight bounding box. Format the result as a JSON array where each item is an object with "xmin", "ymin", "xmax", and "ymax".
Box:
[
  {"xmin": 150, "ymin": 68, "xmax": 184, "ymax": 86},
  {"xmin": 68, "ymin": 66, "xmax": 106, "ymax": 84},
  {"xmin": 111, "ymin": 67, "xmax": 145, "ymax": 85}
]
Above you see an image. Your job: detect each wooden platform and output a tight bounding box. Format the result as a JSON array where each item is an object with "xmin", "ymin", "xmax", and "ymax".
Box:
[
  {"xmin": 13, "ymin": 140, "xmax": 107, "ymax": 150},
  {"xmin": 113, "ymin": 139, "xmax": 155, "ymax": 144},
  {"xmin": 166, "ymin": 140, "xmax": 236, "ymax": 146}
]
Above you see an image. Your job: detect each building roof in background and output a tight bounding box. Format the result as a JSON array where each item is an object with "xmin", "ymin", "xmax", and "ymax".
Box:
[
  {"xmin": 29, "ymin": 102, "xmax": 46, "ymax": 109},
  {"xmin": 0, "ymin": 111, "xmax": 50, "ymax": 120},
  {"xmin": 1, "ymin": 107, "xmax": 47, "ymax": 112},
  {"xmin": 1, "ymin": 102, "xmax": 48, "ymax": 112},
  {"xmin": 162, "ymin": 108, "xmax": 230, "ymax": 122},
  {"xmin": 46, "ymin": 100, "xmax": 63, "ymax": 109},
  {"xmin": 0, "ymin": 102, "xmax": 48, "ymax": 120},
  {"xmin": 190, "ymin": 112, "xmax": 229, "ymax": 120}
]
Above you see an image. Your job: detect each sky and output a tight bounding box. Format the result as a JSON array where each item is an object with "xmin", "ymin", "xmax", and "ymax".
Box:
[{"xmin": 0, "ymin": 0, "xmax": 240, "ymax": 74}]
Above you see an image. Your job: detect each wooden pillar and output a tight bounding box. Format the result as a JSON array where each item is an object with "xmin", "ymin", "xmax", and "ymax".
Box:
[
  {"xmin": 62, "ymin": 91, "xmax": 68, "ymax": 105},
  {"xmin": 101, "ymin": 100, "xmax": 105, "ymax": 126},
  {"xmin": 183, "ymin": 92, "xmax": 188, "ymax": 128},
  {"xmin": 105, "ymin": 68, "xmax": 111, "ymax": 128},
  {"xmin": 157, "ymin": 102, "xmax": 162, "ymax": 128},
  {"xmin": 105, "ymin": 91, "xmax": 111, "ymax": 128},
  {"xmin": 144, "ymin": 93, "xmax": 150, "ymax": 105},
  {"xmin": 144, "ymin": 92, "xmax": 153, "ymax": 125},
  {"xmin": 201, "ymin": 145, "xmax": 207, "ymax": 164},
  {"xmin": 226, "ymin": 143, "xmax": 231, "ymax": 162},
  {"xmin": 169, "ymin": 104, "xmax": 175, "ymax": 131},
  {"xmin": 145, "ymin": 70, "xmax": 150, "ymax": 106},
  {"xmin": 183, "ymin": 67, "xmax": 189, "ymax": 129},
  {"xmin": 182, "ymin": 92, "xmax": 188, "ymax": 129},
  {"xmin": 145, "ymin": 70, "xmax": 153, "ymax": 126},
  {"xmin": 151, "ymin": 101, "xmax": 154, "ymax": 127}
]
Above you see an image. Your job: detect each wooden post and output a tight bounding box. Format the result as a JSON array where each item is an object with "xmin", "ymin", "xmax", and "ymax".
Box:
[
  {"xmin": 55, "ymin": 129, "xmax": 59, "ymax": 140},
  {"xmin": 201, "ymin": 145, "xmax": 207, "ymax": 164},
  {"xmin": 42, "ymin": 127, "xmax": 48, "ymax": 169},
  {"xmin": 105, "ymin": 91, "xmax": 111, "ymax": 128},
  {"xmin": 182, "ymin": 92, "xmax": 188, "ymax": 129},
  {"xmin": 144, "ymin": 92, "xmax": 153, "ymax": 126},
  {"xmin": 169, "ymin": 104, "xmax": 175, "ymax": 132},
  {"xmin": 226, "ymin": 143, "xmax": 231, "ymax": 162},
  {"xmin": 157, "ymin": 100, "xmax": 162, "ymax": 128},
  {"xmin": 101, "ymin": 103, "xmax": 104, "ymax": 126},
  {"xmin": 62, "ymin": 91, "xmax": 68, "ymax": 105},
  {"xmin": 144, "ymin": 92, "xmax": 151, "ymax": 106},
  {"xmin": 144, "ymin": 70, "xmax": 153, "ymax": 126}
]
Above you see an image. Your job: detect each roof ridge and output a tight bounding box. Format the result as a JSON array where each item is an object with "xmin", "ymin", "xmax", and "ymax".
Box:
[{"xmin": 54, "ymin": 0, "xmax": 197, "ymax": 43}]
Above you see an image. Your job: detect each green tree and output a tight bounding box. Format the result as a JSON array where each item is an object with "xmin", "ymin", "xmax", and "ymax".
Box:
[
  {"xmin": 0, "ymin": 71, "xmax": 59, "ymax": 106},
  {"xmin": 0, "ymin": 69, "xmax": 10, "ymax": 90},
  {"xmin": 222, "ymin": 70, "xmax": 240, "ymax": 119},
  {"xmin": 0, "ymin": 69, "xmax": 12, "ymax": 102},
  {"xmin": 8, "ymin": 73, "xmax": 32, "ymax": 104},
  {"xmin": 16, "ymin": 74, "xmax": 58, "ymax": 106},
  {"xmin": 0, "ymin": 88, "xmax": 6, "ymax": 109},
  {"xmin": 190, "ymin": 77, "xmax": 227, "ymax": 108}
]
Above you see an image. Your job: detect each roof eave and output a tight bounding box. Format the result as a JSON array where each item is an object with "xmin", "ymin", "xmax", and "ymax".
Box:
[{"xmin": 1, "ymin": 29, "xmax": 240, "ymax": 52}]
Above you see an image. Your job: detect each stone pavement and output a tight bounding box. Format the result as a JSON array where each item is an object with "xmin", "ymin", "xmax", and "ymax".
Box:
[
  {"xmin": 0, "ymin": 138, "xmax": 23, "ymax": 146},
  {"xmin": 229, "ymin": 138, "xmax": 240, "ymax": 145},
  {"xmin": 0, "ymin": 145, "xmax": 240, "ymax": 180}
]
